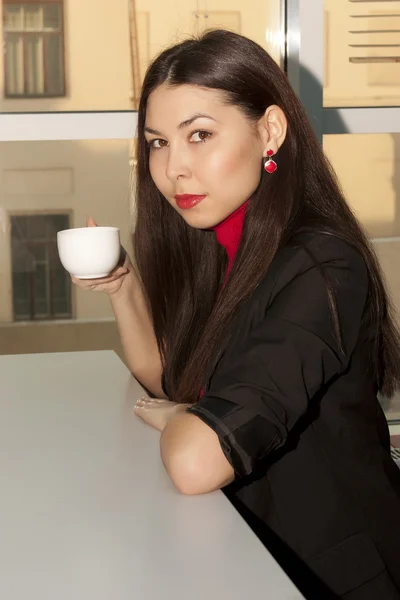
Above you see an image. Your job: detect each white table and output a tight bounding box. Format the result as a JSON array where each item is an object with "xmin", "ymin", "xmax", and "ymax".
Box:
[{"xmin": 0, "ymin": 350, "xmax": 304, "ymax": 600}]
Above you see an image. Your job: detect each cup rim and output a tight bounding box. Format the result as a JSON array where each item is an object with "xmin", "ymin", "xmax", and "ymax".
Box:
[{"xmin": 57, "ymin": 226, "xmax": 119, "ymax": 236}]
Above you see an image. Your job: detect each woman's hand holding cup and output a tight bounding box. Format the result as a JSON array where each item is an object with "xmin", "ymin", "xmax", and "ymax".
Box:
[{"xmin": 67, "ymin": 217, "xmax": 135, "ymax": 297}]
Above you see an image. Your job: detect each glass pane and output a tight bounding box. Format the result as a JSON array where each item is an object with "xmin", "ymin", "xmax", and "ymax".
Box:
[
  {"xmin": 43, "ymin": 5, "xmax": 62, "ymax": 31},
  {"xmin": 324, "ymin": 0, "xmax": 400, "ymax": 107},
  {"xmin": 12, "ymin": 272, "xmax": 30, "ymax": 318},
  {"xmin": 45, "ymin": 35, "xmax": 64, "ymax": 95},
  {"xmin": 11, "ymin": 216, "xmax": 28, "ymax": 240},
  {"xmin": 34, "ymin": 263, "xmax": 48, "ymax": 301},
  {"xmin": 324, "ymin": 133, "xmax": 400, "ymax": 421},
  {"xmin": 4, "ymin": 6, "xmax": 23, "ymax": 30},
  {"xmin": 25, "ymin": 5, "xmax": 43, "ymax": 31},
  {"xmin": 26, "ymin": 35, "xmax": 44, "ymax": 95},
  {"xmin": 0, "ymin": 139, "xmax": 130, "ymax": 354},
  {"xmin": 34, "ymin": 300, "xmax": 48, "ymax": 317},
  {"xmin": 53, "ymin": 298, "xmax": 69, "ymax": 314},
  {"xmin": 0, "ymin": 0, "xmax": 283, "ymax": 111},
  {"xmin": 29, "ymin": 216, "xmax": 46, "ymax": 240},
  {"xmin": 53, "ymin": 267, "xmax": 68, "ymax": 297},
  {"xmin": 324, "ymin": 134, "xmax": 400, "ymax": 238},
  {"xmin": 5, "ymin": 35, "xmax": 24, "ymax": 96},
  {"xmin": 31, "ymin": 244, "xmax": 46, "ymax": 261},
  {"xmin": 46, "ymin": 214, "xmax": 69, "ymax": 236}
]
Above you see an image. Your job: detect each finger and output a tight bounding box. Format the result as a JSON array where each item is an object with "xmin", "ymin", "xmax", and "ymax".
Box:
[
  {"xmin": 135, "ymin": 396, "xmax": 149, "ymax": 407},
  {"xmin": 134, "ymin": 398, "xmax": 164, "ymax": 412},
  {"xmin": 73, "ymin": 270, "xmax": 127, "ymax": 285},
  {"xmin": 86, "ymin": 216, "xmax": 98, "ymax": 228},
  {"xmin": 134, "ymin": 404, "xmax": 146, "ymax": 418},
  {"xmin": 109, "ymin": 266, "xmax": 129, "ymax": 278},
  {"xmin": 143, "ymin": 398, "xmax": 167, "ymax": 406}
]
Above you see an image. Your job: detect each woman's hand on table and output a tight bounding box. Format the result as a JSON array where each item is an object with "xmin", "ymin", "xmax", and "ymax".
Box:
[{"xmin": 134, "ymin": 397, "xmax": 190, "ymax": 431}]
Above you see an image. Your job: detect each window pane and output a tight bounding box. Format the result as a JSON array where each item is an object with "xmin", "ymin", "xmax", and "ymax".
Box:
[
  {"xmin": 47, "ymin": 214, "xmax": 69, "ymax": 236},
  {"xmin": 45, "ymin": 35, "xmax": 64, "ymax": 95},
  {"xmin": 26, "ymin": 35, "xmax": 45, "ymax": 95},
  {"xmin": 34, "ymin": 262, "xmax": 48, "ymax": 301},
  {"xmin": 324, "ymin": 133, "xmax": 400, "ymax": 420},
  {"xmin": 43, "ymin": 5, "xmax": 62, "ymax": 31},
  {"xmin": 24, "ymin": 5, "xmax": 43, "ymax": 31},
  {"xmin": 324, "ymin": 0, "xmax": 400, "ymax": 107},
  {"xmin": 31, "ymin": 244, "xmax": 46, "ymax": 261},
  {"xmin": 9, "ymin": 213, "xmax": 72, "ymax": 321},
  {"xmin": 28, "ymin": 216, "xmax": 47, "ymax": 240},
  {"xmin": 5, "ymin": 35, "xmax": 24, "ymax": 95},
  {"xmin": 1, "ymin": 0, "xmax": 282, "ymax": 111},
  {"xmin": 4, "ymin": 6, "xmax": 23, "ymax": 30},
  {"xmin": 12, "ymin": 272, "xmax": 31, "ymax": 320},
  {"xmin": 0, "ymin": 138, "xmax": 130, "ymax": 354},
  {"xmin": 324, "ymin": 133, "xmax": 400, "ymax": 238},
  {"xmin": 11, "ymin": 216, "xmax": 28, "ymax": 240}
]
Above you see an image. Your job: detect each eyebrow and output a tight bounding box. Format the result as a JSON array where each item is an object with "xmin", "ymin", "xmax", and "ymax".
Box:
[{"xmin": 144, "ymin": 113, "xmax": 216, "ymax": 136}]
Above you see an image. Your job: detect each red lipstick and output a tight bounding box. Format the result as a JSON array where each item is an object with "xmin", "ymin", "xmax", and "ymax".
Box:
[{"xmin": 175, "ymin": 194, "xmax": 207, "ymax": 210}]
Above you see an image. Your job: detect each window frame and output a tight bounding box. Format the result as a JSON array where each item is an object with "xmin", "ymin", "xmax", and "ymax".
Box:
[
  {"xmin": 10, "ymin": 211, "xmax": 73, "ymax": 321},
  {"xmin": 3, "ymin": 0, "xmax": 66, "ymax": 99}
]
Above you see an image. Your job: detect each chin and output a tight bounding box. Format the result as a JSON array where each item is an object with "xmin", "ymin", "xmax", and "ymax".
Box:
[
  {"xmin": 181, "ymin": 216, "xmax": 214, "ymax": 230},
  {"xmin": 181, "ymin": 211, "xmax": 224, "ymax": 230}
]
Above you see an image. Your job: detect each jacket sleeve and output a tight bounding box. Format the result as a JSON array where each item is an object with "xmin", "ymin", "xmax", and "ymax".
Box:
[{"xmin": 187, "ymin": 236, "xmax": 369, "ymax": 478}]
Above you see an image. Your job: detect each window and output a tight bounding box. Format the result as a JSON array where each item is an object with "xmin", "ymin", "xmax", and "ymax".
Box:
[
  {"xmin": 11, "ymin": 214, "xmax": 72, "ymax": 320},
  {"xmin": 323, "ymin": 0, "xmax": 400, "ymax": 107},
  {"xmin": 3, "ymin": 0, "xmax": 65, "ymax": 97}
]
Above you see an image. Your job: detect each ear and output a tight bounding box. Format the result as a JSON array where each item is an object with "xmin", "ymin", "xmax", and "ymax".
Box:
[{"xmin": 257, "ymin": 105, "xmax": 287, "ymax": 157}]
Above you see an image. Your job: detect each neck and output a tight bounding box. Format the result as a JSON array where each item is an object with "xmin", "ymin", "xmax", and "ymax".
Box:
[{"xmin": 213, "ymin": 200, "xmax": 249, "ymax": 270}]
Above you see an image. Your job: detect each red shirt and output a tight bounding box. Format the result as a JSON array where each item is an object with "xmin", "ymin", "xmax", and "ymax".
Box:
[{"xmin": 200, "ymin": 201, "xmax": 248, "ymax": 397}]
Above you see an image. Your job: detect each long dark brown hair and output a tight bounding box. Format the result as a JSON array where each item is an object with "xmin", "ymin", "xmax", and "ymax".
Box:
[{"xmin": 133, "ymin": 29, "xmax": 400, "ymax": 403}]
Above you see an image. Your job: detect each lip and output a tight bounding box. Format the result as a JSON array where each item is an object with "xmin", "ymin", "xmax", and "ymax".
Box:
[{"xmin": 174, "ymin": 194, "xmax": 207, "ymax": 210}]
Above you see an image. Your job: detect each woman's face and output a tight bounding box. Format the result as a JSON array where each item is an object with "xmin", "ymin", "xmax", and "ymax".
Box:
[{"xmin": 144, "ymin": 84, "xmax": 265, "ymax": 229}]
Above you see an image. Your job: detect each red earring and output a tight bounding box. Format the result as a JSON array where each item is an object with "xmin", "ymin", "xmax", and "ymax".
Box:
[{"xmin": 264, "ymin": 149, "xmax": 278, "ymax": 174}]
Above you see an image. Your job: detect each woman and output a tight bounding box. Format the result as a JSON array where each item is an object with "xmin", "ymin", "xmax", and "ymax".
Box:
[{"xmin": 73, "ymin": 30, "xmax": 400, "ymax": 599}]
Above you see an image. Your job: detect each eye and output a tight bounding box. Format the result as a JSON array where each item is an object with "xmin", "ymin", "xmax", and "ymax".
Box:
[
  {"xmin": 147, "ymin": 138, "xmax": 168, "ymax": 150},
  {"xmin": 190, "ymin": 130, "xmax": 212, "ymax": 143}
]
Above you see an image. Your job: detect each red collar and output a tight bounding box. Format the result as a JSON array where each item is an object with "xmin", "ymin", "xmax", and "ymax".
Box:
[{"xmin": 213, "ymin": 201, "xmax": 248, "ymax": 270}]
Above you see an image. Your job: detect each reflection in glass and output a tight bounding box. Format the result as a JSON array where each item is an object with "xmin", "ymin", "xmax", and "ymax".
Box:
[
  {"xmin": 324, "ymin": 133, "xmax": 400, "ymax": 238},
  {"xmin": 26, "ymin": 36, "xmax": 44, "ymax": 95},
  {"xmin": 5, "ymin": 35, "xmax": 24, "ymax": 95},
  {"xmin": 10, "ymin": 214, "xmax": 72, "ymax": 321},
  {"xmin": 1, "ymin": 0, "xmax": 282, "ymax": 112},
  {"xmin": 324, "ymin": 133, "xmax": 400, "ymax": 419},
  {"xmin": 0, "ymin": 140, "xmax": 131, "ymax": 360},
  {"xmin": 3, "ymin": 1, "xmax": 65, "ymax": 98},
  {"xmin": 324, "ymin": 0, "xmax": 400, "ymax": 107}
]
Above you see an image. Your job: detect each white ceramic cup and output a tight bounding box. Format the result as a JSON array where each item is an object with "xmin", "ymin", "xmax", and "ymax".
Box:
[{"xmin": 57, "ymin": 226, "xmax": 121, "ymax": 279}]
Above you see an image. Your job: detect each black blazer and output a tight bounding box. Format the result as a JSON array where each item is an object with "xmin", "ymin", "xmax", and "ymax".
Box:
[{"xmin": 186, "ymin": 231, "xmax": 400, "ymax": 599}]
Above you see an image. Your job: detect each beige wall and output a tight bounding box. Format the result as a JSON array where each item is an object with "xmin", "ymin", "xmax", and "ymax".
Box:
[
  {"xmin": 0, "ymin": 0, "xmax": 281, "ymax": 113},
  {"xmin": 0, "ymin": 139, "xmax": 132, "ymax": 322},
  {"xmin": 324, "ymin": 0, "xmax": 400, "ymax": 108},
  {"xmin": 323, "ymin": 134, "xmax": 400, "ymax": 238},
  {"xmin": 0, "ymin": 319, "xmax": 125, "ymax": 363},
  {"xmin": 135, "ymin": 0, "xmax": 281, "ymax": 72},
  {"xmin": 0, "ymin": 0, "xmax": 132, "ymax": 112},
  {"xmin": 323, "ymin": 137, "xmax": 400, "ymax": 326}
]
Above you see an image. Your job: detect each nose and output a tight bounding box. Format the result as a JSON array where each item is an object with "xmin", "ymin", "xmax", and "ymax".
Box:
[{"xmin": 165, "ymin": 144, "xmax": 191, "ymax": 182}]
